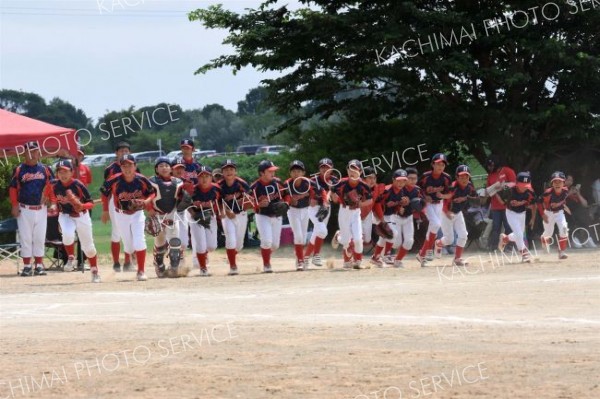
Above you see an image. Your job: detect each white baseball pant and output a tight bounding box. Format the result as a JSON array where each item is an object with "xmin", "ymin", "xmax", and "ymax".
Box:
[
  {"xmin": 221, "ymin": 211, "xmax": 248, "ymax": 252},
  {"xmin": 58, "ymin": 212, "xmax": 97, "ymax": 258},
  {"xmin": 541, "ymin": 210, "xmax": 568, "ymax": 241},
  {"xmin": 338, "ymin": 206, "xmax": 363, "ymax": 253},
  {"xmin": 505, "ymin": 209, "xmax": 527, "ymax": 251},
  {"xmin": 154, "ymin": 211, "xmax": 180, "ymax": 249},
  {"xmin": 108, "ymin": 197, "xmax": 122, "ymax": 242},
  {"xmin": 255, "ymin": 214, "xmax": 282, "ymax": 250},
  {"xmin": 439, "ymin": 211, "xmax": 468, "ymax": 247},
  {"xmin": 17, "ymin": 206, "xmax": 47, "ymax": 258},
  {"xmin": 113, "ymin": 210, "xmax": 146, "ymax": 253},
  {"xmin": 307, "ymin": 205, "xmax": 329, "ymax": 244},
  {"xmin": 176, "ymin": 210, "xmax": 198, "ymax": 266},
  {"xmin": 189, "ymin": 216, "xmax": 218, "ymax": 253},
  {"xmin": 390, "ymin": 214, "xmax": 415, "ymax": 250},
  {"xmin": 425, "ymin": 202, "xmax": 444, "ymax": 235},
  {"xmin": 288, "ymin": 207, "xmax": 310, "ymax": 245},
  {"xmin": 361, "ymin": 211, "xmax": 374, "ymax": 244}
]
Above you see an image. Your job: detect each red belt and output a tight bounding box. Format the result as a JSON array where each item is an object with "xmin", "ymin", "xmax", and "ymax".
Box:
[
  {"xmin": 115, "ymin": 208, "xmax": 137, "ymax": 215},
  {"xmin": 19, "ymin": 204, "xmax": 43, "ymax": 210}
]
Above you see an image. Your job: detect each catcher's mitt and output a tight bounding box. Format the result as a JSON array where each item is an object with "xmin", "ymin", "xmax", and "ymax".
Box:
[
  {"xmin": 497, "ymin": 186, "xmax": 513, "ymax": 204},
  {"xmin": 145, "ymin": 215, "xmax": 162, "ymax": 237},
  {"xmin": 267, "ymin": 201, "xmax": 289, "ymax": 217},
  {"xmin": 190, "ymin": 207, "xmax": 213, "ymax": 229},
  {"xmin": 66, "ymin": 189, "xmax": 84, "ymax": 213},
  {"xmin": 315, "ymin": 205, "xmax": 328, "ymax": 222},
  {"xmin": 176, "ymin": 191, "xmax": 193, "ymax": 213},
  {"xmin": 409, "ymin": 197, "xmax": 424, "ymax": 213},
  {"xmin": 344, "ymin": 190, "xmax": 361, "ymax": 209},
  {"xmin": 375, "ymin": 222, "xmax": 394, "ymax": 240}
]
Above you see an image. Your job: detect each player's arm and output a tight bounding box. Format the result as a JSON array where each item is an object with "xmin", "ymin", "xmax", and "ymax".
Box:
[
  {"xmin": 373, "ymin": 190, "xmax": 386, "ymax": 221},
  {"xmin": 359, "ymin": 183, "xmax": 373, "ymax": 208}
]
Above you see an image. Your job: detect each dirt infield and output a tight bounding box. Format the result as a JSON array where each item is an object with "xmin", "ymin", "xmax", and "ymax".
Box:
[{"xmin": 1, "ymin": 247, "xmax": 599, "ymax": 399}]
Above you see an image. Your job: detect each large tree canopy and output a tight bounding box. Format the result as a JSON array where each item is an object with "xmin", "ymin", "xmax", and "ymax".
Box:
[{"xmin": 189, "ymin": 0, "xmax": 600, "ymax": 183}]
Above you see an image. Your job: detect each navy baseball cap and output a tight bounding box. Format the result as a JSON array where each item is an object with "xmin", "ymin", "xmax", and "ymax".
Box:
[
  {"xmin": 550, "ymin": 171, "xmax": 566, "ymax": 182},
  {"xmin": 155, "ymin": 157, "xmax": 171, "ymax": 169},
  {"xmin": 221, "ymin": 159, "xmax": 237, "ymax": 169},
  {"xmin": 119, "ymin": 154, "xmax": 136, "ymax": 165},
  {"xmin": 517, "ymin": 172, "xmax": 532, "ymax": 188},
  {"xmin": 347, "ymin": 159, "xmax": 362, "ymax": 171},
  {"xmin": 393, "ymin": 169, "xmax": 408, "ymax": 180},
  {"xmin": 115, "ymin": 141, "xmax": 130, "ymax": 151},
  {"xmin": 171, "ymin": 157, "xmax": 185, "ymax": 168},
  {"xmin": 289, "ymin": 160, "xmax": 305, "ymax": 171},
  {"xmin": 456, "ymin": 165, "xmax": 471, "ymax": 176},
  {"xmin": 432, "ymin": 153, "xmax": 448, "ymax": 164},
  {"xmin": 363, "ymin": 166, "xmax": 375, "ymax": 177},
  {"xmin": 24, "ymin": 141, "xmax": 39, "ymax": 150},
  {"xmin": 198, "ymin": 165, "xmax": 213, "ymax": 176},
  {"xmin": 56, "ymin": 159, "xmax": 73, "ymax": 171},
  {"xmin": 319, "ymin": 158, "xmax": 333, "ymax": 168},
  {"xmin": 180, "ymin": 138, "xmax": 194, "ymax": 148},
  {"xmin": 258, "ymin": 160, "xmax": 278, "ymax": 173}
]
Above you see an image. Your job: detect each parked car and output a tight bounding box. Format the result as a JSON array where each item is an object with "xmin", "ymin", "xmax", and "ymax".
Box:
[
  {"xmin": 165, "ymin": 150, "xmax": 216, "ymax": 162},
  {"xmin": 89, "ymin": 154, "xmax": 116, "ymax": 167},
  {"xmin": 236, "ymin": 144, "xmax": 264, "ymax": 155},
  {"xmin": 81, "ymin": 154, "xmax": 104, "ymax": 166},
  {"xmin": 205, "ymin": 152, "xmax": 245, "ymax": 158},
  {"xmin": 132, "ymin": 151, "xmax": 165, "ymax": 163},
  {"xmin": 255, "ymin": 145, "xmax": 289, "ymax": 155}
]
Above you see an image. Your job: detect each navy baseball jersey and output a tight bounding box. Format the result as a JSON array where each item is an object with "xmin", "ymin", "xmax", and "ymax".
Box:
[
  {"xmin": 101, "ymin": 173, "xmax": 155, "ymax": 210},
  {"xmin": 284, "ymin": 177, "xmax": 322, "ymax": 209},
  {"xmin": 191, "ymin": 183, "xmax": 221, "ymax": 213},
  {"xmin": 219, "ymin": 177, "xmax": 251, "ymax": 214},
  {"xmin": 181, "ymin": 158, "xmax": 203, "ymax": 194},
  {"xmin": 400, "ymin": 185, "xmax": 424, "ymax": 217},
  {"xmin": 334, "ymin": 178, "xmax": 372, "ymax": 209},
  {"xmin": 376, "ymin": 186, "xmax": 406, "ymax": 216},
  {"xmin": 444, "ymin": 181, "xmax": 477, "ymax": 214},
  {"xmin": 313, "ymin": 173, "xmax": 339, "ymax": 192},
  {"xmin": 9, "ymin": 163, "xmax": 54, "ymax": 206},
  {"xmin": 540, "ymin": 187, "xmax": 569, "ymax": 212},
  {"xmin": 507, "ymin": 188, "xmax": 536, "ymax": 214},
  {"xmin": 418, "ymin": 171, "xmax": 452, "ymax": 203},
  {"xmin": 251, "ymin": 178, "xmax": 288, "ymax": 216},
  {"xmin": 51, "ymin": 179, "xmax": 93, "ymax": 215}
]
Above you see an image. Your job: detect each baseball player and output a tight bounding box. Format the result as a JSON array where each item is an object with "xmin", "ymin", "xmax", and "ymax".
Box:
[
  {"xmin": 147, "ymin": 157, "xmax": 186, "ymax": 277},
  {"xmin": 416, "ymin": 153, "xmax": 452, "ymax": 266},
  {"xmin": 172, "ymin": 157, "xmax": 200, "ymax": 270},
  {"xmin": 285, "ymin": 160, "xmax": 327, "ymax": 271},
  {"xmin": 251, "ymin": 160, "xmax": 290, "ymax": 273},
  {"xmin": 304, "ymin": 158, "xmax": 338, "ymax": 266},
  {"xmin": 103, "ymin": 141, "xmax": 136, "ymax": 272},
  {"xmin": 213, "ymin": 168, "xmax": 224, "ymax": 184},
  {"xmin": 498, "ymin": 172, "xmax": 537, "ymax": 262},
  {"xmin": 188, "ymin": 166, "xmax": 220, "ymax": 276},
  {"xmin": 101, "ymin": 154, "xmax": 156, "ymax": 281},
  {"xmin": 334, "ymin": 160, "xmax": 372, "ymax": 269},
  {"xmin": 361, "ymin": 166, "xmax": 386, "ymax": 252},
  {"xmin": 74, "ymin": 146, "xmax": 92, "ymax": 271},
  {"xmin": 434, "ymin": 165, "xmax": 478, "ymax": 266},
  {"xmin": 179, "ymin": 139, "xmax": 203, "ymax": 268},
  {"xmin": 538, "ymin": 171, "xmax": 570, "ymax": 259},
  {"xmin": 49, "ymin": 160, "xmax": 100, "ymax": 283},
  {"xmin": 9, "ymin": 142, "xmax": 54, "ymax": 277},
  {"xmin": 218, "ymin": 159, "xmax": 252, "ymax": 275}
]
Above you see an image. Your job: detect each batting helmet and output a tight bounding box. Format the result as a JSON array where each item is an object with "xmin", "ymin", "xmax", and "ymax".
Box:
[{"xmin": 155, "ymin": 157, "xmax": 171, "ymax": 171}]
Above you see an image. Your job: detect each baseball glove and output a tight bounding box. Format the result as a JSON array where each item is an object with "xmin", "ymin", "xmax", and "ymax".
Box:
[
  {"xmin": 65, "ymin": 189, "xmax": 84, "ymax": 213},
  {"xmin": 267, "ymin": 201, "xmax": 289, "ymax": 217},
  {"xmin": 497, "ymin": 186, "xmax": 513, "ymax": 204},
  {"xmin": 190, "ymin": 207, "xmax": 213, "ymax": 229},
  {"xmin": 176, "ymin": 191, "xmax": 193, "ymax": 213},
  {"xmin": 128, "ymin": 199, "xmax": 145, "ymax": 212},
  {"xmin": 375, "ymin": 222, "xmax": 394, "ymax": 240},
  {"xmin": 468, "ymin": 195, "xmax": 481, "ymax": 207},
  {"xmin": 409, "ymin": 197, "xmax": 424, "ymax": 213},
  {"xmin": 344, "ymin": 190, "xmax": 361, "ymax": 209},
  {"xmin": 145, "ymin": 215, "xmax": 162, "ymax": 237},
  {"xmin": 315, "ymin": 205, "xmax": 329, "ymax": 222}
]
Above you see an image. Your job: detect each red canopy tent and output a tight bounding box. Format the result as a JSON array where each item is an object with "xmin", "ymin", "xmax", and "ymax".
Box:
[{"xmin": 0, "ymin": 108, "xmax": 79, "ymax": 159}]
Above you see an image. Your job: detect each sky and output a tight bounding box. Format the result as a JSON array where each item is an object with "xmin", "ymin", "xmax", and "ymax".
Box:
[{"xmin": 0, "ymin": 0, "xmax": 300, "ymax": 122}]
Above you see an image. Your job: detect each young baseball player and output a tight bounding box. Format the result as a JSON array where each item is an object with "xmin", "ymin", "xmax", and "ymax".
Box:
[
  {"xmin": 218, "ymin": 159, "xmax": 252, "ymax": 275},
  {"xmin": 416, "ymin": 153, "xmax": 452, "ymax": 266},
  {"xmin": 147, "ymin": 157, "xmax": 186, "ymax": 277},
  {"xmin": 188, "ymin": 166, "xmax": 220, "ymax": 276},
  {"xmin": 434, "ymin": 165, "xmax": 478, "ymax": 266},
  {"xmin": 361, "ymin": 166, "xmax": 386, "ymax": 251},
  {"xmin": 538, "ymin": 171, "xmax": 570, "ymax": 259},
  {"xmin": 251, "ymin": 160, "xmax": 290, "ymax": 273},
  {"xmin": 498, "ymin": 172, "xmax": 537, "ymax": 262},
  {"xmin": 101, "ymin": 154, "xmax": 156, "ymax": 281},
  {"xmin": 74, "ymin": 146, "xmax": 92, "ymax": 271},
  {"xmin": 304, "ymin": 158, "xmax": 338, "ymax": 266},
  {"xmin": 103, "ymin": 141, "xmax": 135, "ymax": 272},
  {"xmin": 49, "ymin": 160, "xmax": 100, "ymax": 283},
  {"xmin": 9, "ymin": 142, "xmax": 54, "ymax": 276},
  {"xmin": 334, "ymin": 160, "xmax": 372, "ymax": 269},
  {"xmin": 172, "ymin": 157, "xmax": 200, "ymax": 270},
  {"xmin": 284, "ymin": 160, "xmax": 327, "ymax": 271}
]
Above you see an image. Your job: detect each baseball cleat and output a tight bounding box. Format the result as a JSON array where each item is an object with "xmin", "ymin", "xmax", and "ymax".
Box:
[
  {"xmin": 136, "ymin": 271, "xmax": 148, "ymax": 281},
  {"xmin": 352, "ymin": 260, "xmax": 362, "ymax": 269},
  {"xmin": 382, "ymin": 255, "xmax": 394, "ymax": 265},
  {"xmin": 91, "ymin": 274, "xmax": 101, "ymax": 283},
  {"xmin": 63, "ymin": 257, "xmax": 75, "ymax": 272},
  {"xmin": 498, "ymin": 234, "xmax": 509, "ymax": 252},
  {"xmin": 331, "ymin": 230, "xmax": 340, "ymax": 250},
  {"xmin": 155, "ymin": 264, "xmax": 166, "ymax": 278},
  {"xmin": 34, "ymin": 265, "xmax": 47, "ymax": 276},
  {"xmin": 521, "ymin": 253, "xmax": 532, "ymax": 263},
  {"xmin": 342, "ymin": 261, "xmax": 353, "ymax": 269},
  {"xmin": 393, "ymin": 260, "xmax": 404, "ymax": 269},
  {"xmin": 370, "ymin": 256, "xmax": 384, "ymax": 268},
  {"xmin": 416, "ymin": 254, "xmax": 427, "ymax": 267},
  {"xmin": 425, "ymin": 250, "xmax": 434, "ymax": 262},
  {"xmin": 263, "ymin": 265, "xmax": 273, "ymax": 273},
  {"xmin": 312, "ymin": 254, "xmax": 323, "ymax": 267},
  {"xmin": 434, "ymin": 240, "xmax": 443, "ymax": 259},
  {"xmin": 122, "ymin": 261, "xmax": 133, "ymax": 272},
  {"xmin": 452, "ymin": 258, "xmax": 468, "ymax": 267},
  {"xmin": 228, "ymin": 267, "xmax": 239, "ymax": 276},
  {"xmin": 20, "ymin": 266, "xmax": 33, "ymax": 277},
  {"xmin": 296, "ymin": 260, "xmax": 304, "ymax": 271},
  {"xmin": 113, "ymin": 262, "xmax": 121, "ymax": 273},
  {"xmin": 199, "ymin": 268, "xmax": 211, "ymax": 277},
  {"xmin": 558, "ymin": 251, "xmax": 568, "ymax": 260}
]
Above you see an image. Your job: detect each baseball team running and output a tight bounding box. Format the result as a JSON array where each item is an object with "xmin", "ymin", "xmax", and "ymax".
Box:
[{"xmin": 9, "ymin": 139, "xmax": 574, "ymax": 283}]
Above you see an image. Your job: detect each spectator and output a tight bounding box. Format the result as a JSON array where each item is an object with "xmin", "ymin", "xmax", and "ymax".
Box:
[
  {"xmin": 566, "ymin": 174, "xmax": 597, "ymax": 248},
  {"xmin": 485, "ymin": 154, "xmax": 516, "ymax": 252}
]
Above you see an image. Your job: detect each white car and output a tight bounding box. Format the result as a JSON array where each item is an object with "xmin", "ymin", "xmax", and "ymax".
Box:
[{"xmin": 255, "ymin": 145, "xmax": 289, "ymax": 155}]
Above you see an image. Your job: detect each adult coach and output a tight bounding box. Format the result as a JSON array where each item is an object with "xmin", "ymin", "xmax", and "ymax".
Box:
[
  {"xmin": 9, "ymin": 142, "xmax": 54, "ymax": 276},
  {"xmin": 485, "ymin": 154, "xmax": 516, "ymax": 252}
]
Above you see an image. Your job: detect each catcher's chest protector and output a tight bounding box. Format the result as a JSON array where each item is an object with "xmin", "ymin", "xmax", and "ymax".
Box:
[{"xmin": 151, "ymin": 177, "xmax": 179, "ymax": 213}]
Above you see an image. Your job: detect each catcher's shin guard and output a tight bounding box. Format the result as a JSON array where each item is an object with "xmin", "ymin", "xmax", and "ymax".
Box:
[
  {"xmin": 153, "ymin": 243, "xmax": 168, "ymax": 266},
  {"xmin": 168, "ymin": 238, "xmax": 183, "ymax": 269}
]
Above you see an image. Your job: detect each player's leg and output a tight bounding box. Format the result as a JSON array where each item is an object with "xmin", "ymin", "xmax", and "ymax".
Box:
[
  {"xmin": 300, "ymin": 208, "xmax": 310, "ymax": 269},
  {"xmin": 418, "ymin": 203, "xmax": 442, "ymax": 264},
  {"xmin": 541, "ymin": 210, "xmax": 556, "ymax": 252},
  {"xmin": 271, "ymin": 216, "xmax": 283, "ymax": 252},
  {"xmin": 337, "ymin": 206, "xmax": 354, "ymax": 268},
  {"xmin": 395, "ymin": 216, "xmax": 414, "ymax": 266},
  {"xmin": 206, "ymin": 216, "xmax": 218, "ymax": 253},
  {"xmin": 58, "ymin": 214, "xmax": 77, "ymax": 271},
  {"xmin": 436, "ymin": 212, "xmax": 454, "ymax": 258},
  {"xmin": 288, "ymin": 207, "xmax": 306, "ymax": 270},
  {"xmin": 362, "ymin": 211, "xmax": 374, "ymax": 246},
  {"xmin": 452, "ymin": 212, "xmax": 468, "ymax": 266},
  {"xmin": 190, "ymin": 222, "xmax": 209, "ymax": 275},
  {"xmin": 306, "ymin": 205, "xmax": 327, "ymax": 265},
  {"xmin": 16, "ymin": 208, "xmax": 35, "ymax": 275},
  {"xmin": 153, "ymin": 228, "xmax": 169, "ymax": 277},
  {"xmin": 505, "ymin": 210, "xmax": 525, "ymax": 251},
  {"xmin": 255, "ymin": 214, "xmax": 274, "ymax": 272},
  {"xmin": 108, "ymin": 199, "xmax": 122, "ymax": 271},
  {"xmin": 76, "ymin": 213, "xmax": 100, "ymax": 282},
  {"xmin": 350, "ymin": 209, "xmax": 364, "ymax": 268},
  {"xmin": 32, "ymin": 207, "xmax": 48, "ymax": 275},
  {"xmin": 556, "ymin": 211, "xmax": 569, "ymax": 259},
  {"xmin": 130, "ymin": 211, "xmax": 148, "ymax": 280}
]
